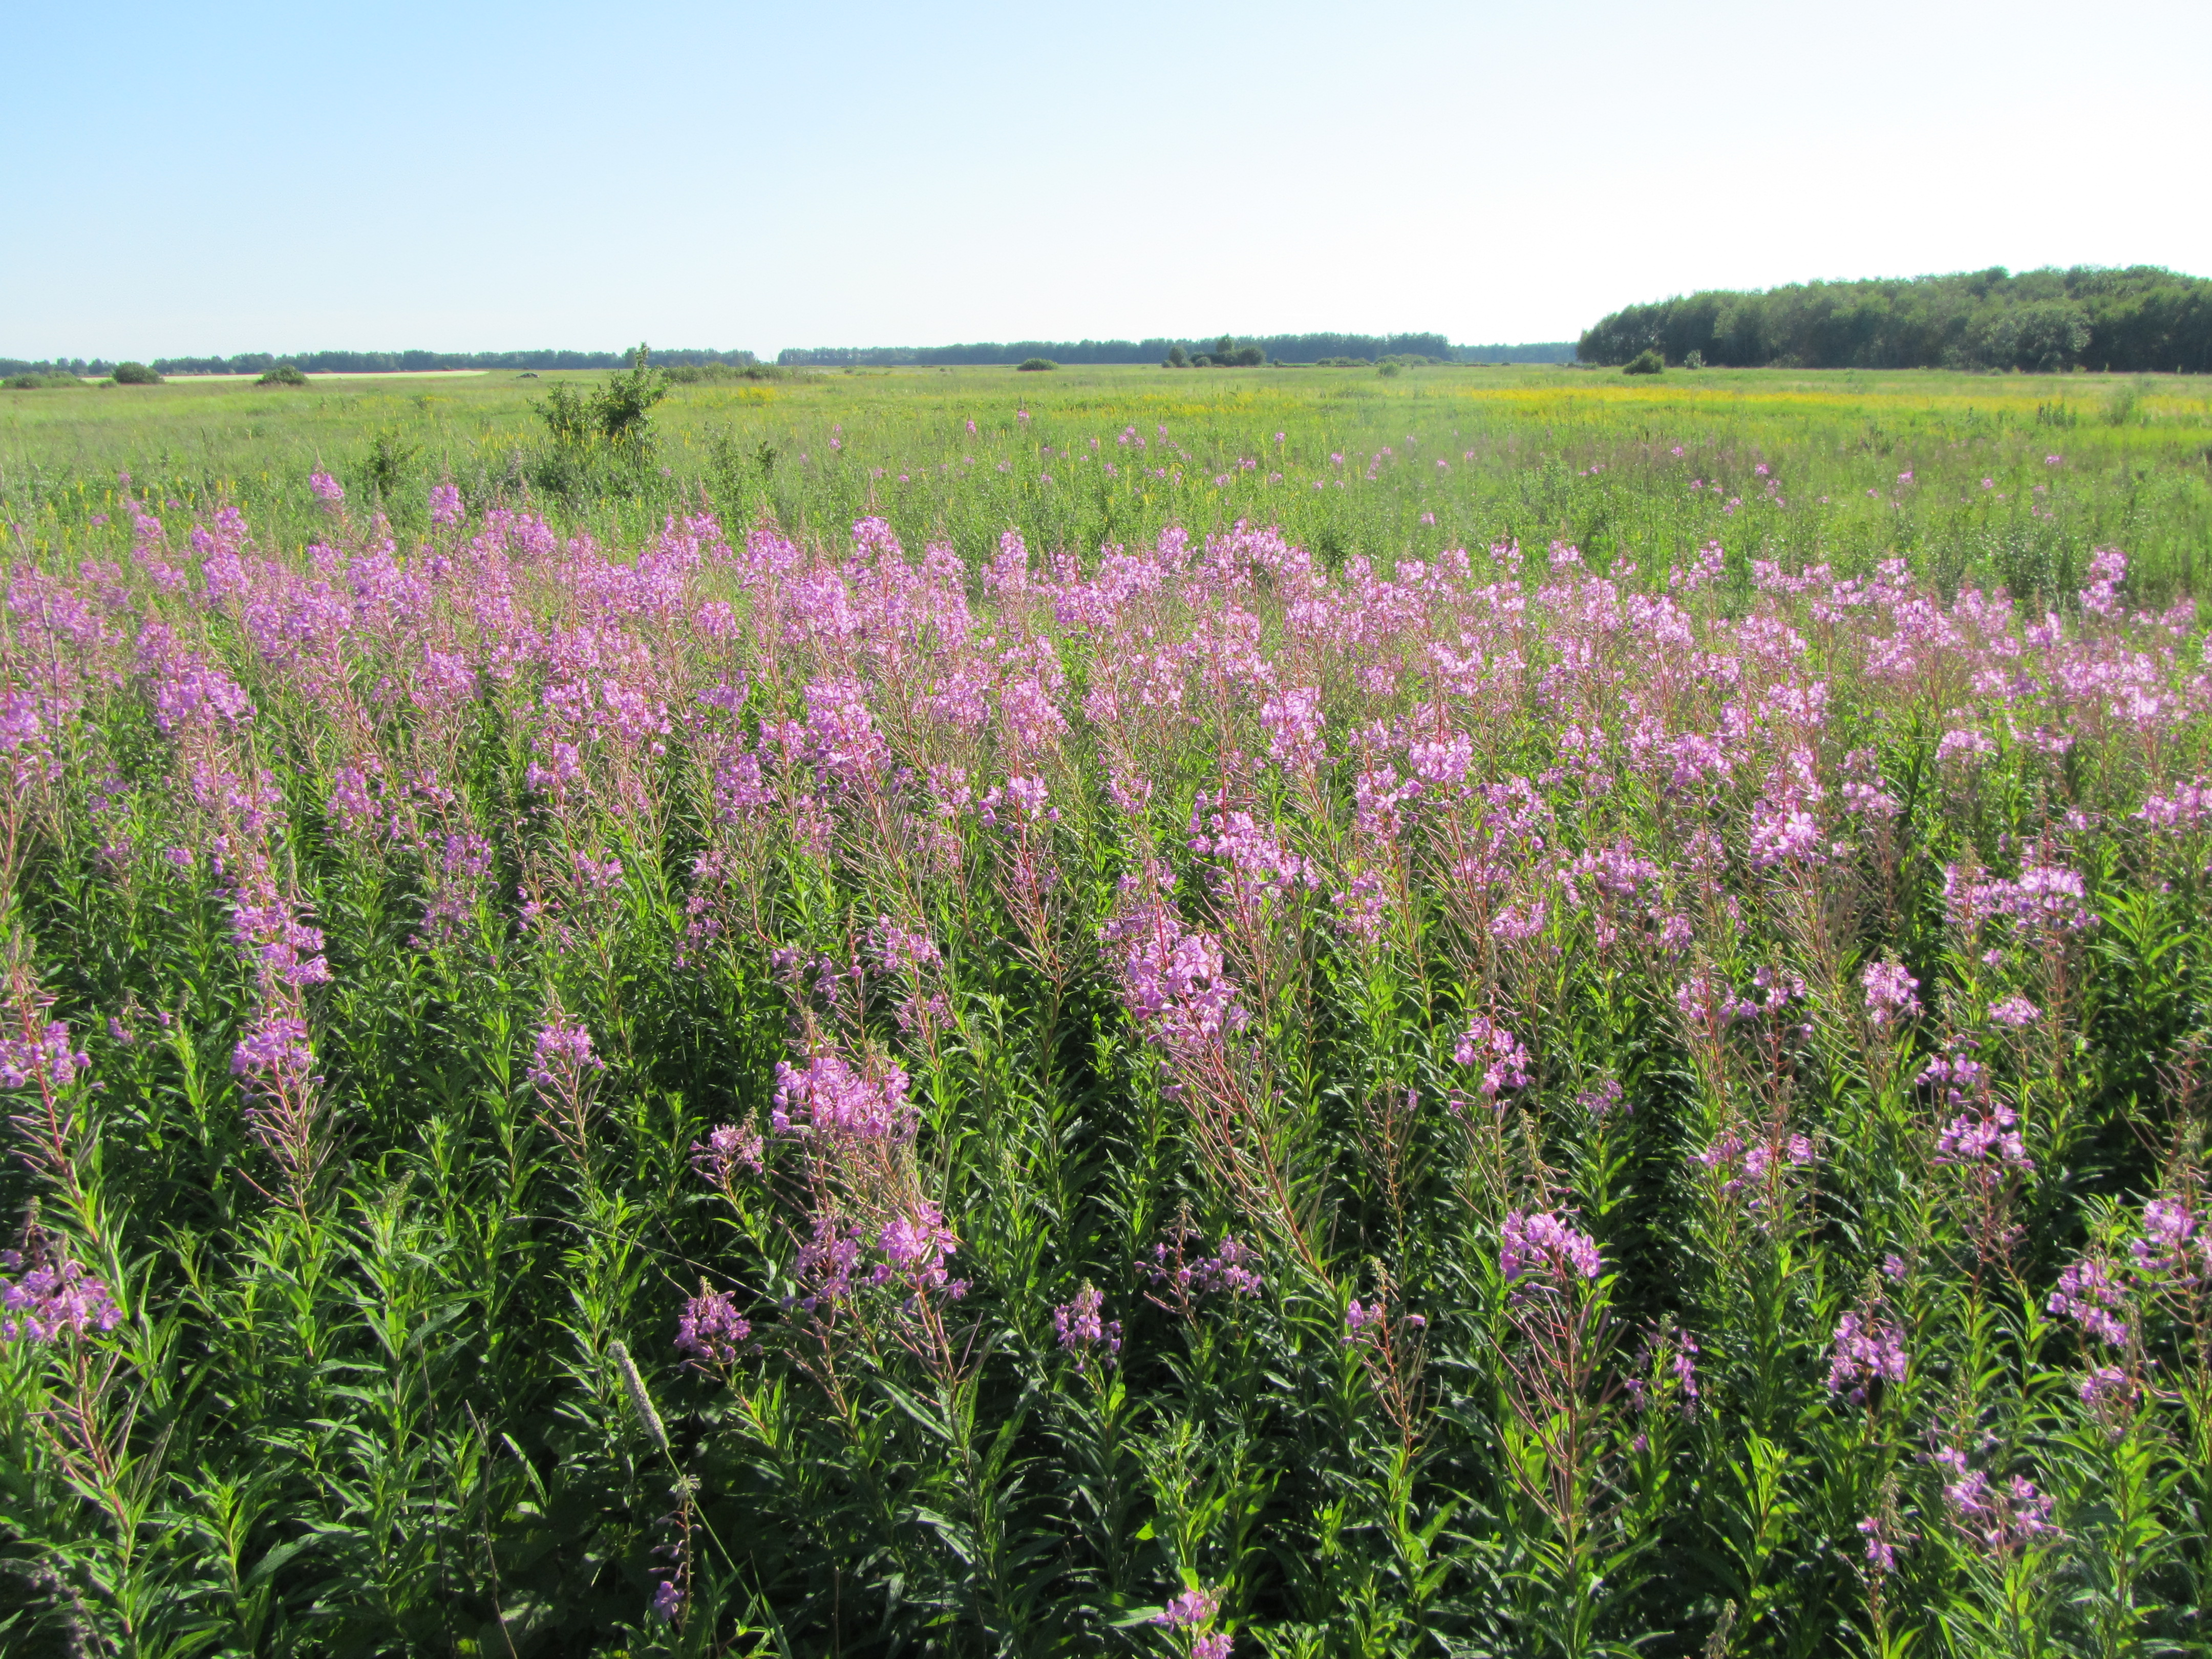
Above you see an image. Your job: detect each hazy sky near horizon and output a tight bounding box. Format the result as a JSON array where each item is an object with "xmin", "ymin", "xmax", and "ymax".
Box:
[{"xmin": 7, "ymin": 0, "xmax": 2208, "ymax": 360}]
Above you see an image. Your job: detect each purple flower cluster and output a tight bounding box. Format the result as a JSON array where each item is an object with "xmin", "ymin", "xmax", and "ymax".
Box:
[
  {"xmin": 872, "ymin": 1202, "xmax": 964, "ymax": 1299},
  {"xmin": 1453, "ymin": 1014, "xmax": 1532, "ymax": 1100},
  {"xmin": 2132, "ymin": 1198, "xmax": 2208, "ymax": 1279},
  {"xmin": 1498, "ymin": 1210, "xmax": 1601, "ymax": 1290},
  {"xmin": 1105, "ymin": 895, "xmax": 1246, "ymax": 1055},
  {"xmin": 1857, "ymin": 1515, "xmax": 1899, "ymax": 1574},
  {"xmin": 1, "ymin": 1251, "xmax": 122, "ymax": 1343},
  {"xmin": 527, "ymin": 1017, "xmax": 604, "ymax": 1091},
  {"xmin": 771, "ymin": 1050, "xmax": 913, "ymax": 1140},
  {"xmin": 1932, "ymin": 1100, "xmax": 2032, "ymax": 1173},
  {"xmin": 1860, "ymin": 959, "xmax": 1921, "ymax": 1027},
  {"xmin": 1153, "ymin": 1587, "xmax": 1218, "ymax": 1629},
  {"xmin": 675, "ymin": 1287, "xmax": 752, "ymax": 1366},
  {"xmin": 1052, "ymin": 1283, "xmax": 1123, "ymax": 1370},
  {"xmin": 1695, "ymin": 1126, "xmax": 1817, "ymax": 1196},
  {"xmin": 1825, "ymin": 1309, "xmax": 1907, "ymax": 1403},
  {"xmin": 0, "ymin": 1020, "xmax": 89, "ymax": 1091},
  {"xmin": 1943, "ymin": 856, "xmax": 2096, "ymax": 938},
  {"xmin": 1147, "ymin": 1233, "xmax": 1263, "ymax": 1303},
  {"xmin": 231, "ymin": 1013, "xmax": 314, "ymax": 1089},
  {"xmin": 2048, "ymin": 1256, "xmax": 2129, "ymax": 1344},
  {"xmin": 690, "ymin": 1122, "xmax": 764, "ymax": 1183},
  {"xmin": 1934, "ymin": 1448, "xmax": 2057, "ymax": 1554}
]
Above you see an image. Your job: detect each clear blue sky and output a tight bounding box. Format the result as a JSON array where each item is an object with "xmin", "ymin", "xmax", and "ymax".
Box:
[{"xmin": 7, "ymin": 0, "xmax": 2207, "ymax": 359}]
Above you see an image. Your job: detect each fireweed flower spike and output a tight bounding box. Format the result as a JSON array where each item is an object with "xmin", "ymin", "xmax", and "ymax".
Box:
[
  {"xmin": 675, "ymin": 1283, "xmax": 751, "ymax": 1367},
  {"xmin": 1825, "ymin": 1308, "xmax": 1907, "ymax": 1404},
  {"xmin": 1052, "ymin": 1283, "xmax": 1122, "ymax": 1370},
  {"xmin": 1, "ymin": 1251, "xmax": 122, "ymax": 1343},
  {"xmin": 1499, "ymin": 1211, "xmax": 1601, "ymax": 1292}
]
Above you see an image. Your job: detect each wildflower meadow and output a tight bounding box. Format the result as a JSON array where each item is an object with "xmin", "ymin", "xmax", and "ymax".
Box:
[{"xmin": 4, "ymin": 365, "xmax": 2212, "ymax": 1655}]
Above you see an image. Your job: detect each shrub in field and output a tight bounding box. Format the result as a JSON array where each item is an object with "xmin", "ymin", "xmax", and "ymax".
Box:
[
  {"xmin": 1624, "ymin": 348, "xmax": 1665, "ymax": 375},
  {"xmin": 529, "ymin": 345, "xmax": 671, "ymax": 501},
  {"xmin": 256, "ymin": 362, "xmax": 309, "ymax": 386},
  {"xmin": 3, "ymin": 481, "xmax": 2210, "ymax": 1653},
  {"xmin": 1016, "ymin": 357, "xmax": 1058, "ymax": 372},
  {"xmin": 109, "ymin": 361, "xmax": 161, "ymax": 384}
]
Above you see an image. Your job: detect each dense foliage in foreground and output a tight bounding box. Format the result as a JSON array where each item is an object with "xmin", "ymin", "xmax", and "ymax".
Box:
[
  {"xmin": 1578, "ymin": 267, "xmax": 2212, "ymax": 375},
  {"xmin": 2, "ymin": 469, "xmax": 2211, "ymax": 1657}
]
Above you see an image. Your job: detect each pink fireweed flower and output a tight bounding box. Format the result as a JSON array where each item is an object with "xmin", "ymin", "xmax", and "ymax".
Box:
[
  {"xmin": 1861, "ymin": 960, "xmax": 1922, "ymax": 1027},
  {"xmin": 1988, "ymin": 995, "xmax": 2040, "ymax": 1029},
  {"xmin": 0, "ymin": 1021, "xmax": 90, "ymax": 1091},
  {"xmin": 2136, "ymin": 779, "xmax": 2212, "ymax": 833},
  {"xmin": 1858, "ymin": 1516, "xmax": 1899, "ymax": 1574},
  {"xmin": 1147, "ymin": 1233, "xmax": 1263, "ymax": 1302},
  {"xmin": 1053, "ymin": 1283, "xmax": 1122, "ymax": 1370},
  {"xmin": 1153, "ymin": 1588, "xmax": 1219, "ymax": 1630},
  {"xmin": 528, "ymin": 1018, "xmax": 603, "ymax": 1091},
  {"xmin": 675, "ymin": 1287, "xmax": 751, "ymax": 1366},
  {"xmin": 308, "ymin": 471, "xmax": 344, "ymax": 503},
  {"xmin": 2131, "ymin": 1198, "xmax": 2207, "ymax": 1279},
  {"xmin": 690, "ymin": 1122, "xmax": 763, "ymax": 1183},
  {"xmin": 1, "ymin": 1251, "xmax": 122, "ymax": 1343},
  {"xmin": 2048, "ymin": 1256, "xmax": 2129, "ymax": 1345},
  {"xmin": 772, "ymin": 1051, "xmax": 913, "ymax": 1140},
  {"xmin": 2079, "ymin": 1365, "xmax": 2134, "ymax": 1410},
  {"xmin": 1695, "ymin": 1127, "xmax": 1816, "ymax": 1197},
  {"xmin": 1578, "ymin": 1079, "xmax": 1625, "ymax": 1118},
  {"xmin": 1933, "ymin": 1099, "xmax": 2032, "ymax": 1173},
  {"xmin": 231, "ymin": 1013, "xmax": 315, "ymax": 1090},
  {"xmin": 871, "ymin": 1202, "xmax": 963, "ymax": 1298},
  {"xmin": 1454, "ymin": 1014, "xmax": 1532, "ymax": 1100},
  {"xmin": 1343, "ymin": 1299, "xmax": 1387, "ymax": 1343},
  {"xmin": 1259, "ymin": 685, "xmax": 1326, "ymax": 773},
  {"xmin": 1826, "ymin": 1309, "xmax": 1907, "ymax": 1403},
  {"xmin": 429, "ymin": 482, "xmax": 464, "ymax": 525},
  {"xmin": 1933, "ymin": 1448, "xmax": 2057, "ymax": 1554},
  {"xmin": 869, "ymin": 918, "xmax": 942, "ymax": 976},
  {"xmin": 1104, "ymin": 897, "xmax": 1246, "ymax": 1055},
  {"xmin": 1499, "ymin": 1210, "xmax": 1600, "ymax": 1289},
  {"xmin": 791, "ymin": 1218, "xmax": 865, "ymax": 1312}
]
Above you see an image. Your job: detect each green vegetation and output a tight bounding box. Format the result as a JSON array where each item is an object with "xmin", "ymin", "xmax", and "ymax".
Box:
[
  {"xmin": 1579, "ymin": 266, "xmax": 2212, "ymax": 374},
  {"xmin": 109, "ymin": 361, "xmax": 161, "ymax": 385},
  {"xmin": 4, "ymin": 356, "xmax": 2212, "ymax": 1652},
  {"xmin": 6, "ymin": 359, "xmax": 2207, "ymax": 605},
  {"xmin": 1623, "ymin": 349, "xmax": 1665, "ymax": 376},
  {"xmin": 256, "ymin": 363, "xmax": 309, "ymax": 387},
  {"xmin": 1016, "ymin": 357, "xmax": 1057, "ymax": 372}
]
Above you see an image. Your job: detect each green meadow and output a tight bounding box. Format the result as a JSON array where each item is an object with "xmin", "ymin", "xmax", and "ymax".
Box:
[{"xmin": 6, "ymin": 362, "xmax": 2209, "ymax": 603}]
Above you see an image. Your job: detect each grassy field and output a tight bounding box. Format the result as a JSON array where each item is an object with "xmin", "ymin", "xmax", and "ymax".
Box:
[
  {"xmin": 3, "ymin": 361, "xmax": 2212, "ymax": 1655},
  {"xmin": 6, "ymin": 361, "xmax": 2211, "ymax": 603}
]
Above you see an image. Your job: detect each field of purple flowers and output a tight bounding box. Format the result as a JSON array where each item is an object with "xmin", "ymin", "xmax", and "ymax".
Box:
[{"xmin": 3, "ymin": 457, "xmax": 2210, "ymax": 1655}]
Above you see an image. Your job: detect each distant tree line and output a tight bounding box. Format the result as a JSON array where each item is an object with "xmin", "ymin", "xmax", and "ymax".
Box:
[
  {"xmin": 1454, "ymin": 342, "xmax": 1577, "ymax": 364},
  {"xmin": 0, "ymin": 348, "xmax": 760, "ymax": 379},
  {"xmin": 776, "ymin": 333, "xmax": 1464, "ymax": 367},
  {"xmin": 1576, "ymin": 267, "xmax": 2212, "ymax": 373},
  {"xmin": 0, "ymin": 335, "xmax": 1586, "ymax": 381}
]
